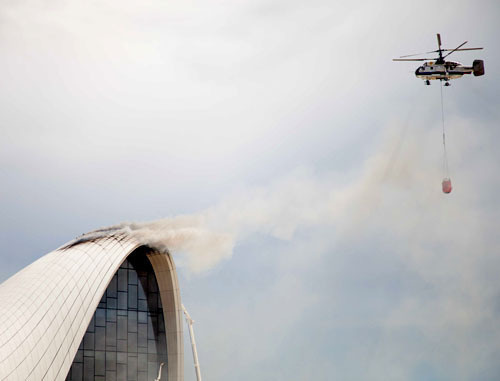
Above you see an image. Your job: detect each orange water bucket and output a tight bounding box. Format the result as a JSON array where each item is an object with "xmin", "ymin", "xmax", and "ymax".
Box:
[{"xmin": 442, "ymin": 178, "xmax": 452, "ymax": 194}]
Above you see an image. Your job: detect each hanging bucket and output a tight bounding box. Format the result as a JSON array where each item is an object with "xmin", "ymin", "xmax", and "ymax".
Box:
[{"xmin": 442, "ymin": 178, "xmax": 452, "ymax": 194}]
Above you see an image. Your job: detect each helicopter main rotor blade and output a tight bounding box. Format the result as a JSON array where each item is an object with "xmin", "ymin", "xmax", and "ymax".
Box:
[
  {"xmin": 399, "ymin": 51, "xmax": 438, "ymax": 58},
  {"xmin": 393, "ymin": 58, "xmax": 432, "ymax": 61},
  {"xmin": 437, "ymin": 33, "xmax": 442, "ymax": 49},
  {"xmin": 398, "ymin": 46, "xmax": 483, "ymax": 58},
  {"xmin": 399, "ymin": 44, "xmax": 484, "ymax": 58},
  {"xmin": 442, "ymin": 41, "xmax": 468, "ymax": 59},
  {"xmin": 441, "ymin": 47, "xmax": 483, "ymax": 52}
]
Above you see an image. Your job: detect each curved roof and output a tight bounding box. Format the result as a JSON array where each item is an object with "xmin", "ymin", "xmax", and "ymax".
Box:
[{"xmin": 0, "ymin": 234, "xmax": 184, "ymax": 381}]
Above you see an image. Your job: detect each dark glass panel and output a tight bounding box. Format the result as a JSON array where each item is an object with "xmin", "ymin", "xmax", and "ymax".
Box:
[
  {"xmin": 147, "ymin": 353, "xmax": 157, "ymax": 363},
  {"xmin": 106, "ymin": 351, "xmax": 117, "ymax": 371},
  {"xmin": 95, "ymin": 351, "xmax": 105, "ymax": 376},
  {"xmin": 147, "ymin": 340, "xmax": 156, "ymax": 354},
  {"xmin": 71, "ymin": 363, "xmax": 83, "ymax": 381},
  {"xmin": 127, "ymin": 332, "xmax": 138, "ymax": 353},
  {"xmin": 138, "ymin": 299, "xmax": 148, "ymax": 312},
  {"xmin": 147, "ymin": 316, "xmax": 157, "ymax": 340},
  {"xmin": 138, "ymin": 323, "xmax": 147, "ymax": 349},
  {"xmin": 117, "ymin": 352, "xmax": 127, "ymax": 364},
  {"xmin": 137, "ymin": 354, "xmax": 147, "ymax": 372},
  {"xmin": 83, "ymin": 357, "xmax": 94, "ymax": 381},
  {"xmin": 117, "ymin": 364, "xmax": 127, "ymax": 380},
  {"xmin": 96, "ymin": 309, "xmax": 106, "ymax": 327},
  {"xmin": 138, "ymin": 277, "xmax": 147, "ymax": 299},
  {"xmin": 107, "ymin": 297, "xmax": 117, "ymax": 310},
  {"xmin": 107, "ymin": 309, "xmax": 117, "ymax": 323},
  {"xmin": 128, "ymin": 285, "xmax": 138, "ymax": 310},
  {"xmin": 83, "ymin": 333, "xmax": 94, "ymax": 350},
  {"xmin": 147, "ymin": 362, "xmax": 157, "ymax": 380},
  {"xmin": 117, "ymin": 292, "xmax": 127, "ymax": 310},
  {"xmin": 128, "ymin": 269, "xmax": 138, "ymax": 285},
  {"xmin": 83, "ymin": 350, "xmax": 94, "ymax": 358},
  {"xmin": 107, "ymin": 275, "xmax": 117, "ymax": 298},
  {"xmin": 128, "ymin": 311, "xmax": 138, "ymax": 333},
  {"xmin": 117, "ymin": 340, "xmax": 127, "ymax": 353},
  {"xmin": 95, "ymin": 327, "xmax": 105, "ymax": 351},
  {"xmin": 106, "ymin": 322, "xmax": 117, "ymax": 349},
  {"xmin": 117, "ymin": 316, "xmax": 127, "ymax": 340},
  {"xmin": 127, "ymin": 355, "xmax": 138, "ymax": 380},
  {"xmin": 117, "ymin": 269, "xmax": 127, "ymax": 292},
  {"xmin": 137, "ymin": 312, "xmax": 147, "ymax": 324}
]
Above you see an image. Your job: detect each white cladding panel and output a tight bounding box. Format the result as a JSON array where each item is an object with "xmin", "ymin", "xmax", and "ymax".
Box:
[{"xmin": 0, "ymin": 235, "xmax": 184, "ymax": 381}]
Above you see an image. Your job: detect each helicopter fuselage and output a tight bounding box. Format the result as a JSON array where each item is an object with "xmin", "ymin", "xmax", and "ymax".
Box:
[{"xmin": 415, "ymin": 61, "xmax": 473, "ymax": 82}]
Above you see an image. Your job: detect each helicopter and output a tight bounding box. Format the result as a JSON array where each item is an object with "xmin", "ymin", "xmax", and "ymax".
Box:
[{"xmin": 393, "ymin": 34, "xmax": 484, "ymax": 86}]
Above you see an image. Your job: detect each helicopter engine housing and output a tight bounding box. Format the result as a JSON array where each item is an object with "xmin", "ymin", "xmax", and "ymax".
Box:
[{"xmin": 473, "ymin": 59, "xmax": 485, "ymax": 76}]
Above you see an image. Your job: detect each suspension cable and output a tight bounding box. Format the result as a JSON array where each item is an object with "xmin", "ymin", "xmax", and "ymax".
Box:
[{"xmin": 440, "ymin": 81, "xmax": 449, "ymax": 178}]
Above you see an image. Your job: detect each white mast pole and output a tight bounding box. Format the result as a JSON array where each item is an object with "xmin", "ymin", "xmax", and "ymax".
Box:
[
  {"xmin": 154, "ymin": 362, "xmax": 164, "ymax": 381},
  {"xmin": 182, "ymin": 304, "xmax": 202, "ymax": 381}
]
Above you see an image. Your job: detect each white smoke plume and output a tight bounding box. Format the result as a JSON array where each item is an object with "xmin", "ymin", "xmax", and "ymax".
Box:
[
  {"xmin": 81, "ymin": 123, "xmax": 441, "ymax": 274},
  {"xmin": 85, "ymin": 216, "xmax": 234, "ymax": 273}
]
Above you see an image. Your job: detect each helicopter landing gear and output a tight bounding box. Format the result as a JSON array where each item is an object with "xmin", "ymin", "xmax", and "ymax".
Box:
[
  {"xmin": 425, "ymin": 80, "xmax": 431, "ymax": 86},
  {"xmin": 444, "ymin": 81, "xmax": 450, "ymax": 86}
]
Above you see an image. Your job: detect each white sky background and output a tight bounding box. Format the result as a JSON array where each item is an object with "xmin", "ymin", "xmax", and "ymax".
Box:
[{"xmin": 1, "ymin": 0, "xmax": 500, "ymax": 380}]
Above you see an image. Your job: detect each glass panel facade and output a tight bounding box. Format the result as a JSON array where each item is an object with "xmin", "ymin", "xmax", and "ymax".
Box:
[{"xmin": 66, "ymin": 248, "xmax": 167, "ymax": 381}]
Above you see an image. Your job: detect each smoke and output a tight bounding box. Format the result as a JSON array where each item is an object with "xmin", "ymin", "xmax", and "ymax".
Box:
[
  {"xmin": 86, "ymin": 123, "xmax": 438, "ymax": 273},
  {"xmin": 87, "ymin": 216, "xmax": 234, "ymax": 273}
]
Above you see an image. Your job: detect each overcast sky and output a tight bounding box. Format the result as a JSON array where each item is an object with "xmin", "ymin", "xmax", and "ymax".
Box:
[{"xmin": 1, "ymin": 0, "xmax": 500, "ymax": 380}]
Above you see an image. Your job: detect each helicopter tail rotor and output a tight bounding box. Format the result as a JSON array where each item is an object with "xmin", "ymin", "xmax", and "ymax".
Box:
[{"xmin": 473, "ymin": 59, "xmax": 485, "ymax": 76}]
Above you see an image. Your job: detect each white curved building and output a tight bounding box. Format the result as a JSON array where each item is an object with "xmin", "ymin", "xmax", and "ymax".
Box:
[{"xmin": 0, "ymin": 234, "xmax": 184, "ymax": 381}]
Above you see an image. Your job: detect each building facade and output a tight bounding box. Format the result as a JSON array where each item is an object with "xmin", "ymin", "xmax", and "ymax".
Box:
[{"xmin": 0, "ymin": 234, "xmax": 184, "ymax": 381}]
